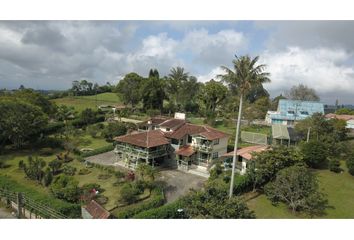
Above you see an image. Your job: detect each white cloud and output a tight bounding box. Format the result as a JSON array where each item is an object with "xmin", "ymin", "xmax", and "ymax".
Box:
[
  {"xmin": 261, "ymin": 47, "xmax": 354, "ymax": 100},
  {"xmin": 196, "ymin": 67, "xmax": 225, "ymax": 82}
]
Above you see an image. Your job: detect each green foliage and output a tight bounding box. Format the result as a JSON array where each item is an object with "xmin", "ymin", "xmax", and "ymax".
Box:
[
  {"xmin": 23, "ymin": 156, "xmax": 47, "ymax": 183},
  {"xmin": 133, "ymin": 199, "xmax": 185, "ymax": 219},
  {"xmin": 42, "ymin": 168, "xmax": 53, "ymax": 186},
  {"xmin": 209, "ymin": 162, "xmax": 224, "ymax": 180},
  {"xmin": 102, "ymin": 122, "xmax": 127, "ymax": 142},
  {"xmin": 181, "ymin": 186, "xmax": 255, "ymax": 219},
  {"xmin": 264, "ymin": 165, "xmax": 328, "ymax": 216},
  {"xmin": 87, "ymin": 124, "xmax": 101, "ymax": 138},
  {"xmin": 78, "ymin": 168, "xmax": 91, "ymax": 175},
  {"xmin": 62, "ymin": 165, "xmax": 77, "ymax": 176},
  {"xmin": 198, "ymin": 79, "xmax": 228, "ymax": 115},
  {"xmin": 141, "ymin": 70, "xmax": 167, "ymax": 111},
  {"xmin": 116, "ymin": 72, "xmax": 144, "ymax": 107},
  {"xmin": 346, "ymin": 153, "xmax": 354, "ymax": 176},
  {"xmin": 300, "ymin": 140, "xmax": 329, "ymax": 169},
  {"xmin": 0, "ymin": 175, "xmax": 80, "ymax": 218},
  {"xmin": 328, "ymin": 158, "xmax": 342, "ymax": 173},
  {"xmin": 48, "ymin": 159, "xmax": 62, "ymax": 175},
  {"xmin": 136, "ymin": 164, "xmax": 158, "ymax": 184},
  {"xmin": 50, "ymin": 175, "xmax": 81, "ymax": 203},
  {"xmin": 114, "ymin": 187, "xmax": 165, "ymax": 219},
  {"xmin": 80, "ymin": 144, "xmax": 115, "ymax": 157},
  {"xmin": 0, "ymin": 99, "xmax": 48, "ymax": 148},
  {"xmin": 335, "ymin": 108, "xmax": 354, "ymax": 115},
  {"xmin": 117, "ymin": 182, "xmax": 143, "ymax": 205},
  {"xmin": 42, "ymin": 122, "xmax": 65, "ymax": 135},
  {"xmin": 248, "ymin": 146, "xmax": 304, "ymax": 190}
]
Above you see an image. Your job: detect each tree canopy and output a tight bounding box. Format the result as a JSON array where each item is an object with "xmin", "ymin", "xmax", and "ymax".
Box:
[{"xmin": 285, "ymin": 84, "xmax": 320, "ymax": 101}]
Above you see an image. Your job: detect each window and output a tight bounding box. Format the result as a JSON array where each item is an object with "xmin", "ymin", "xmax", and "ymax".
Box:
[
  {"xmin": 188, "ymin": 135, "xmax": 192, "ymax": 143},
  {"xmin": 287, "ymin": 110, "xmax": 295, "ymax": 114},
  {"xmin": 166, "ymin": 128, "xmax": 170, "ymax": 131},
  {"xmin": 213, "ymin": 139, "xmax": 219, "ymax": 145},
  {"xmin": 212, "ymin": 152, "xmax": 218, "ymax": 159},
  {"xmin": 300, "ymin": 111, "xmax": 309, "ymax": 115},
  {"xmin": 171, "ymin": 139, "xmax": 179, "ymax": 145}
]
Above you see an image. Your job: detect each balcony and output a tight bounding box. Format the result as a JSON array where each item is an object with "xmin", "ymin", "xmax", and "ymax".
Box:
[
  {"xmin": 193, "ymin": 144, "xmax": 213, "ymax": 153},
  {"xmin": 114, "ymin": 144, "xmax": 167, "ymax": 158}
]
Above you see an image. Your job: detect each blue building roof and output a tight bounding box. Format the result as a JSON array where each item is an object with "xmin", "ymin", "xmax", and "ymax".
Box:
[{"xmin": 269, "ymin": 99, "xmax": 324, "ymax": 121}]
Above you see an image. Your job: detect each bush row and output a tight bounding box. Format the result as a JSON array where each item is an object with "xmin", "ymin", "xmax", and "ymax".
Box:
[
  {"xmin": 71, "ymin": 114, "xmax": 105, "ymax": 128},
  {"xmin": 80, "ymin": 144, "xmax": 115, "ymax": 158},
  {"xmin": 114, "ymin": 188, "xmax": 165, "ymax": 219},
  {"xmin": 0, "ymin": 175, "xmax": 81, "ymax": 218},
  {"xmin": 42, "ymin": 122, "xmax": 65, "ymax": 135},
  {"xmin": 133, "ymin": 199, "xmax": 184, "ymax": 219}
]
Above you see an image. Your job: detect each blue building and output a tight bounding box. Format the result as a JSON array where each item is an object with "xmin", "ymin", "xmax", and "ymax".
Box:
[{"xmin": 265, "ymin": 99, "xmax": 324, "ymax": 125}]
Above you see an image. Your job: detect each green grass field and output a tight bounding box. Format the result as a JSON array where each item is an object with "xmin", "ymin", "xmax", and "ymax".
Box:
[
  {"xmin": 246, "ymin": 161, "xmax": 354, "ymax": 218},
  {"xmin": 52, "ymin": 93, "xmax": 122, "ymax": 112}
]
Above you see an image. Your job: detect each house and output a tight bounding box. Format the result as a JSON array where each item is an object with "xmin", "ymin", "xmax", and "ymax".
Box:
[
  {"xmin": 221, "ymin": 145, "xmax": 268, "ymax": 175},
  {"xmin": 265, "ymin": 99, "xmax": 324, "ymax": 125},
  {"xmin": 325, "ymin": 113, "xmax": 354, "ymax": 129},
  {"xmin": 81, "ymin": 200, "xmax": 110, "ymax": 219},
  {"xmin": 114, "ymin": 113, "xmax": 229, "ymax": 174}
]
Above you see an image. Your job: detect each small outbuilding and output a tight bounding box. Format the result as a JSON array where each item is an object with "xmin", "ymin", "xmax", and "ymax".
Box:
[{"xmin": 81, "ymin": 200, "xmax": 110, "ymax": 219}]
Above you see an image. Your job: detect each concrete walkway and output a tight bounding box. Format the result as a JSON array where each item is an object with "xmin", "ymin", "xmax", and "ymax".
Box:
[{"xmin": 0, "ymin": 207, "xmax": 16, "ymax": 219}]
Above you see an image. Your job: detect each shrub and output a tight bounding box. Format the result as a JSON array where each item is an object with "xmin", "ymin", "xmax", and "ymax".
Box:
[
  {"xmin": 209, "ymin": 162, "xmax": 223, "ymax": 180},
  {"xmin": 346, "ymin": 153, "xmax": 354, "ymax": 176},
  {"xmin": 328, "ymin": 158, "xmax": 342, "ymax": 173},
  {"xmin": 115, "ymin": 188, "xmax": 165, "ymax": 218},
  {"xmin": 96, "ymin": 195, "xmax": 108, "ymax": 205},
  {"xmin": 78, "ymin": 168, "xmax": 91, "ymax": 175},
  {"xmin": 48, "ymin": 159, "xmax": 62, "ymax": 175},
  {"xmin": 42, "ymin": 168, "xmax": 53, "ymax": 186},
  {"xmin": 117, "ymin": 182, "xmax": 142, "ymax": 205},
  {"xmin": 80, "ymin": 145, "xmax": 115, "ymax": 158},
  {"xmin": 102, "ymin": 122, "xmax": 127, "ymax": 142},
  {"xmin": 50, "ymin": 175, "xmax": 81, "ymax": 203},
  {"xmin": 62, "ymin": 165, "xmax": 77, "ymax": 176},
  {"xmin": 133, "ymin": 199, "xmax": 184, "ymax": 219},
  {"xmin": 40, "ymin": 147, "xmax": 55, "ymax": 156},
  {"xmin": 42, "ymin": 122, "xmax": 65, "ymax": 135},
  {"xmin": 115, "ymin": 170, "xmax": 125, "ymax": 180}
]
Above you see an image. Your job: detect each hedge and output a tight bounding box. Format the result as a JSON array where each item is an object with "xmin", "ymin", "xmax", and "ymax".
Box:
[
  {"xmin": 0, "ymin": 175, "xmax": 81, "ymax": 218},
  {"xmin": 80, "ymin": 144, "xmax": 115, "ymax": 158},
  {"xmin": 42, "ymin": 122, "xmax": 65, "ymax": 135},
  {"xmin": 113, "ymin": 188, "xmax": 165, "ymax": 219},
  {"xmin": 133, "ymin": 199, "xmax": 184, "ymax": 219}
]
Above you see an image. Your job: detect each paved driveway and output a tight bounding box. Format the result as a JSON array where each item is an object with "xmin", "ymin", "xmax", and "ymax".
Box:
[
  {"xmin": 158, "ymin": 169, "xmax": 206, "ymax": 203},
  {"xmin": 0, "ymin": 207, "xmax": 15, "ymax": 219}
]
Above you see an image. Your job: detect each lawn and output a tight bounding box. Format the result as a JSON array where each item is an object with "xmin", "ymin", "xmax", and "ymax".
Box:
[
  {"xmin": 246, "ymin": 161, "xmax": 354, "ymax": 218},
  {"xmin": 52, "ymin": 93, "xmax": 122, "ymax": 112},
  {"xmin": 0, "ymin": 132, "xmax": 120, "ymax": 210}
]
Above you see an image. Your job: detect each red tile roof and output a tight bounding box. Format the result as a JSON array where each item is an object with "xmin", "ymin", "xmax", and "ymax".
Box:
[
  {"xmin": 223, "ymin": 145, "xmax": 268, "ymax": 160},
  {"xmin": 175, "ymin": 145, "xmax": 196, "ymax": 157},
  {"xmin": 84, "ymin": 200, "xmax": 110, "ymax": 219},
  {"xmin": 159, "ymin": 118, "xmax": 186, "ymax": 129},
  {"xmin": 114, "ymin": 130, "xmax": 169, "ymax": 148},
  {"xmin": 325, "ymin": 113, "xmax": 354, "ymax": 121},
  {"xmin": 168, "ymin": 123, "xmax": 228, "ymax": 140}
]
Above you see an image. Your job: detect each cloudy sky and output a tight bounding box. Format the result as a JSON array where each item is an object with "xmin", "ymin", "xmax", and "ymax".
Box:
[{"xmin": 1, "ymin": 20, "xmax": 354, "ymax": 103}]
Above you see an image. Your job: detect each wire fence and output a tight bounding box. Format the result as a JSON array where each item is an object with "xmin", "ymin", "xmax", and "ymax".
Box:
[
  {"xmin": 241, "ymin": 131, "xmax": 268, "ymax": 145},
  {"xmin": 0, "ymin": 188, "xmax": 67, "ymax": 219}
]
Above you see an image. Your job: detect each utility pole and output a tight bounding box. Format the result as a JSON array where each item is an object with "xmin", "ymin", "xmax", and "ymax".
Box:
[{"xmin": 16, "ymin": 192, "xmax": 23, "ymax": 219}]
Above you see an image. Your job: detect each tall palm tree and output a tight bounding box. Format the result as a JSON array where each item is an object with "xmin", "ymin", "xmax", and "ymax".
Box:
[
  {"xmin": 218, "ymin": 55, "xmax": 270, "ymax": 198},
  {"xmin": 167, "ymin": 67, "xmax": 189, "ymax": 108}
]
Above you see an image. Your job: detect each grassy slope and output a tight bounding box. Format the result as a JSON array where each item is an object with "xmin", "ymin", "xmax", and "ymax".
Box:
[
  {"xmin": 0, "ymin": 133, "xmax": 120, "ymax": 210},
  {"xmin": 246, "ymin": 161, "xmax": 354, "ymax": 219},
  {"xmin": 52, "ymin": 93, "xmax": 122, "ymax": 112}
]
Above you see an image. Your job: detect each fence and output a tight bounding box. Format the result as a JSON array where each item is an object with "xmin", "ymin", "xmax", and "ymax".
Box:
[
  {"xmin": 0, "ymin": 188, "xmax": 67, "ymax": 219},
  {"xmin": 241, "ymin": 131, "xmax": 268, "ymax": 145}
]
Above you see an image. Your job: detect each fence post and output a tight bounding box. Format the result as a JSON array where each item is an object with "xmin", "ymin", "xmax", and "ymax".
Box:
[{"xmin": 16, "ymin": 192, "xmax": 23, "ymax": 219}]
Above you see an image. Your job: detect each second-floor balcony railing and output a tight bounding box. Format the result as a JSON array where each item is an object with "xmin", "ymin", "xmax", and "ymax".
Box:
[
  {"xmin": 193, "ymin": 144, "xmax": 213, "ymax": 152},
  {"xmin": 114, "ymin": 144, "xmax": 167, "ymax": 158}
]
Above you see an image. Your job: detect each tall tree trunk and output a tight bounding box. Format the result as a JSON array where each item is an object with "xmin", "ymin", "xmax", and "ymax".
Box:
[{"xmin": 229, "ymin": 94, "xmax": 243, "ymax": 198}]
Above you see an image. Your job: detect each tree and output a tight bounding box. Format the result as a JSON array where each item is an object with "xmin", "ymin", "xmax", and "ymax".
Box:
[
  {"xmin": 198, "ymin": 79, "xmax": 228, "ymax": 116},
  {"xmin": 346, "ymin": 153, "xmax": 354, "ymax": 176},
  {"xmin": 117, "ymin": 182, "xmax": 142, "ymax": 205},
  {"xmin": 62, "ymin": 165, "xmax": 77, "ymax": 176},
  {"xmin": 300, "ymin": 140, "xmax": 329, "ymax": 169},
  {"xmin": 218, "ymin": 55, "xmax": 271, "ymax": 198},
  {"xmin": 116, "ymin": 73, "xmax": 144, "ymax": 108},
  {"xmin": 23, "ymin": 156, "xmax": 46, "ymax": 183},
  {"xmin": 48, "ymin": 159, "xmax": 62, "ymax": 175},
  {"xmin": 270, "ymin": 94, "xmax": 286, "ymax": 111},
  {"xmin": 136, "ymin": 164, "xmax": 158, "ymax": 189},
  {"xmin": 80, "ymin": 108, "xmax": 97, "ymax": 125},
  {"xmin": 0, "ymin": 100, "xmax": 48, "ymax": 148},
  {"xmin": 328, "ymin": 158, "xmax": 341, "ymax": 173},
  {"xmin": 102, "ymin": 122, "xmax": 127, "ymax": 142},
  {"xmin": 285, "ymin": 84, "xmax": 320, "ymax": 101},
  {"xmin": 140, "ymin": 69, "xmax": 167, "ymax": 111},
  {"xmin": 265, "ymin": 165, "xmax": 328, "ymax": 216},
  {"xmin": 56, "ymin": 105, "xmax": 76, "ymax": 140},
  {"xmin": 166, "ymin": 67, "xmax": 189, "ymax": 110},
  {"xmin": 335, "ymin": 108, "xmax": 354, "ymax": 115},
  {"xmin": 181, "ymin": 187, "xmax": 255, "ymax": 218},
  {"xmin": 51, "ymin": 175, "xmax": 81, "ymax": 203},
  {"xmin": 248, "ymin": 146, "xmax": 304, "ymax": 190}
]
